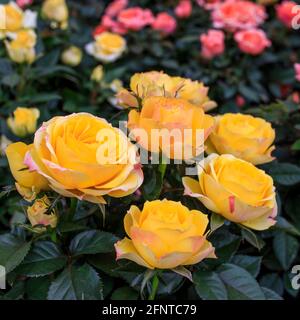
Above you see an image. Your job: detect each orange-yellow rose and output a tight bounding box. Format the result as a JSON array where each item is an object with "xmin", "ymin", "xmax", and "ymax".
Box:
[
  {"xmin": 117, "ymin": 71, "xmax": 217, "ymax": 111},
  {"xmin": 24, "ymin": 113, "xmax": 143, "ymax": 204},
  {"xmin": 128, "ymin": 96, "xmax": 215, "ymax": 160},
  {"xmin": 206, "ymin": 113, "xmax": 275, "ymax": 165},
  {"xmin": 115, "ymin": 199, "xmax": 216, "ymax": 269},
  {"xmin": 6, "ymin": 142, "xmax": 49, "ymax": 202},
  {"xmin": 183, "ymin": 154, "xmax": 277, "ymax": 230}
]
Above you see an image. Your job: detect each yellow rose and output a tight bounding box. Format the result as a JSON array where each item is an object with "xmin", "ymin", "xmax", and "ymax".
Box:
[
  {"xmin": 118, "ymin": 71, "xmax": 217, "ymax": 111},
  {"xmin": 115, "ymin": 199, "xmax": 216, "ymax": 269},
  {"xmin": 3, "ymin": 2, "xmax": 23, "ymax": 32},
  {"xmin": 85, "ymin": 32, "xmax": 126, "ymax": 63},
  {"xmin": 27, "ymin": 195, "xmax": 57, "ymax": 229},
  {"xmin": 61, "ymin": 46, "xmax": 82, "ymax": 67},
  {"xmin": 128, "ymin": 96, "xmax": 215, "ymax": 160},
  {"xmin": 183, "ymin": 154, "xmax": 277, "ymax": 230},
  {"xmin": 206, "ymin": 113, "xmax": 275, "ymax": 165},
  {"xmin": 25, "ymin": 113, "xmax": 143, "ymax": 204},
  {"xmin": 91, "ymin": 65, "xmax": 104, "ymax": 83},
  {"xmin": 7, "ymin": 107, "xmax": 40, "ymax": 137},
  {"xmin": 42, "ymin": 0, "xmax": 69, "ymax": 29},
  {"xmin": 5, "ymin": 29, "xmax": 37, "ymax": 64},
  {"xmin": 5, "ymin": 142, "xmax": 49, "ymax": 202}
]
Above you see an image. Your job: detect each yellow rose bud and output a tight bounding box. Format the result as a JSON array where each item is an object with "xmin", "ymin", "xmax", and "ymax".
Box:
[
  {"xmin": 42, "ymin": 0, "xmax": 69, "ymax": 29},
  {"xmin": 91, "ymin": 65, "xmax": 104, "ymax": 83},
  {"xmin": 183, "ymin": 154, "xmax": 277, "ymax": 231},
  {"xmin": 128, "ymin": 96, "xmax": 215, "ymax": 160},
  {"xmin": 115, "ymin": 199, "xmax": 216, "ymax": 269},
  {"xmin": 7, "ymin": 107, "xmax": 40, "ymax": 137},
  {"xmin": 127, "ymin": 71, "xmax": 217, "ymax": 112},
  {"xmin": 116, "ymin": 89, "xmax": 139, "ymax": 109},
  {"xmin": 61, "ymin": 46, "xmax": 82, "ymax": 67},
  {"xmin": 5, "ymin": 29, "xmax": 37, "ymax": 64},
  {"xmin": 24, "ymin": 113, "xmax": 143, "ymax": 204},
  {"xmin": 5, "ymin": 142, "xmax": 49, "ymax": 202},
  {"xmin": 27, "ymin": 195, "xmax": 57, "ymax": 229},
  {"xmin": 85, "ymin": 32, "xmax": 126, "ymax": 63},
  {"xmin": 206, "ymin": 113, "xmax": 275, "ymax": 165}
]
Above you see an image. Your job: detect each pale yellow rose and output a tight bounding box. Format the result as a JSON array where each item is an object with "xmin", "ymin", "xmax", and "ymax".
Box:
[
  {"xmin": 5, "ymin": 142, "xmax": 49, "ymax": 202},
  {"xmin": 5, "ymin": 29, "xmax": 36, "ymax": 64},
  {"xmin": 27, "ymin": 195, "xmax": 58, "ymax": 229},
  {"xmin": 7, "ymin": 107, "xmax": 40, "ymax": 137},
  {"xmin": 128, "ymin": 96, "xmax": 215, "ymax": 160},
  {"xmin": 115, "ymin": 199, "xmax": 216, "ymax": 269},
  {"xmin": 85, "ymin": 32, "xmax": 126, "ymax": 63},
  {"xmin": 24, "ymin": 113, "xmax": 143, "ymax": 204},
  {"xmin": 117, "ymin": 71, "xmax": 217, "ymax": 111},
  {"xmin": 42, "ymin": 0, "xmax": 69, "ymax": 29},
  {"xmin": 206, "ymin": 113, "xmax": 275, "ymax": 165},
  {"xmin": 183, "ymin": 154, "xmax": 277, "ymax": 230},
  {"xmin": 61, "ymin": 46, "xmax": 82, "ymax": 67},
  {"xmin": 91, "ymin": 65, "xmax": 104, "ymax": 83}
]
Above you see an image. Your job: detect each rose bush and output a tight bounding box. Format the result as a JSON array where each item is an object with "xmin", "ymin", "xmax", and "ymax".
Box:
[{"xmin": 0, "ymin": 0, "xmax": 299, "ymax": 302}]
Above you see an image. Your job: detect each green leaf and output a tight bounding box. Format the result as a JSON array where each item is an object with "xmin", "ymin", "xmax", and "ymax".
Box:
[
  {"xmin": 231, "ymin": 255, "xmax": 262, "ymax": 277},
  {"xmin": 142, "ymin": 163, "xmax": 167, "ymax": 201},
  {"xmin": 0, "ymin": 281, "xmax": 25, "ymax": 300},
  {"xmin": 15, "ymin": 241, "xmax": 67, "ymax": 277},
  {"xmin": 111, "ymin": 287, "xmax": 139, "ymax": 300},
  {"xmin": 69, "ymin": 230, "xmax": 118, "ymax": 256},
  {"xmin": 48, "ymin": 264, "xmax": 103, "ymax": 300},
  {"xmin": 268, "ymin": 163, "xmax": 300, "ymax": 186},
  {"xmin": 291, "ymin": 139, "xmax": 300, "ymax": 151},
  {"xmin": 240, "ymin": 227, "xmax": 265, "ymax": 251},
  {"xmin": 1, "ymin": 74, "xmax": 20, "ymax": 88},
  {"xmin": 261, "ymin": 287, "xmax": 283, "ymax": 300},
  {"xmin": 26, "ymin": 277, "xmax": 51, "ymax": 300},
  {"xmin": 217, "ymin": 263, "xmax": 265, "ymax": 300},
  {"xmin": 0, "ymin": 234, "xmax": 31, "ymax": 273},
  {"xmin": 273, "ymin": 231, "xmax": 299, "ymax": 270},
  {"xmin": 210, "ymin": 213, "xmax": 225, "ymax": 233},
  {"xmin": 274, "ymin": 216, "xmax": 300, "ymax": 237},
  {"xmin": 19, "ymin": 93, "xmax": 61, "ymax": 104},
  {"xmin": 193, "ymin": 270, "xmax": 228, "ymax": 300},
  {"xmin": 259, "ymin": 273, "xmax": 284, "ymax": 296}
]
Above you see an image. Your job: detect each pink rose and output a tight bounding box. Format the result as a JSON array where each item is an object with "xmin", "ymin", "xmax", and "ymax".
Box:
[
  {"xmin": 276, "ymin": 1, "xmax": 299, "ymax": 28},
  {"xmin": 175, "ymin": 0, "xmax": 192, "ymax": 18},
  {"xmin": 234, "ymin": 29, "xmax": 271, "ymax": 55},
  {"xmin": 212, "ymin": 0, "xmax": 267, "ymax": 31},
  {"xmin": 16, "ymin": 0, "xmax": 33, "ymax": 7},
  {"xmin": 105, "ymin": 0, "xmax": 128, "ymax": 18},
  {"xmin": 295, "ymin": 63, "xmax": 300, "ymax": 82},
  {"xmin": 151, "ymin": 12, "xmax": 177, "ymax": 35},
  {"xmin": 200, "ymin": 29, "xmax": 225, "ymax": 59},
  {"xmin": 117, "ymin": 7, "xmax": 154, "ymax": 31}
]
